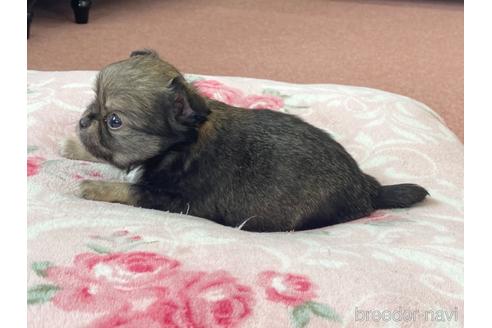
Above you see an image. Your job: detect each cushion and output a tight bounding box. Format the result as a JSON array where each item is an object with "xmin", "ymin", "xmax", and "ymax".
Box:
[{"xmin": 27, "ymin": 71, "xmax": 463, "ymax": 327}]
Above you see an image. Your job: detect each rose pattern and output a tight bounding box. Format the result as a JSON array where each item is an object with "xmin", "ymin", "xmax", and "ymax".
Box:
[
  {"xmin": 28, "ymin": 231, "xmax": 340, "ymax": 327},
  {"xmin": 91, "ymin": 310, "xmax": 165, "ymax": 328},
  {"xmin": 193, "ymin": 80, "xmax": 245, "ymax": 106},
  {"xmin": 177, "ymin": 271, "xmax": 254, "ymax": 327},
  {"xmin": 193, "ymin": 79, "xmax": 284, "ymax": 110},
  {"xmin": 48, "ymin": 252, "xmax": 180, "ymax": 289},
  {"xmin": 258, "ymin": 271, "xmax": 316, "ymax": 306},
  {"xmin": 45, "ymin": 252, "xmax": 179, "ymax": 313},
  {"xmin": 89, "ymin": 299, "xmax": 181, "ymax": 328},
  {"xmin": 258, "ymin": 271, "xmax": 340, "ymax": 326},
  {"xmin": 28, "ymin": 233, "xmax": 257, "ymax": 328},
  {"xmin": 27, "ymin": 155, "xmax": 44, "ymax": 176},
  {"xmin": 28, "ymin": 242, "xmax": 338, "ymax": 328},
  {"xmin": 88, "ymin": 271, "xmax": 253, "ymax": 328},
  {"xmin": 240, "ymin": 94, "xmax": 284, "ymax": 110}
]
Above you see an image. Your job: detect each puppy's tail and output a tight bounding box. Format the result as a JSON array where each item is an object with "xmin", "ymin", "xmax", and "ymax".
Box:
[{"xmin": 373, "ymin": 184, "xmax": 429, "ymax": 209}]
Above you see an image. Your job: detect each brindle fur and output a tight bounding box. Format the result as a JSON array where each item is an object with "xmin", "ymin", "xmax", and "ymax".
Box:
[{"xmin": 62, "ymin": 49, "xmax": 428, "ymax": 232}]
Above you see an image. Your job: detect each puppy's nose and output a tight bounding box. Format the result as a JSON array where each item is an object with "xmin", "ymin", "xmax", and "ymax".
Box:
[{"xmin": 79, "ymin": 116, "xmax": 92, "ymax": 129}]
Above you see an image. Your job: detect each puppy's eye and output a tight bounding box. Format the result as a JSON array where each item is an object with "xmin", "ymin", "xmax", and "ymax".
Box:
[{"xmin": 106, "ymin": 113, "xmax": 123, "ymax": 130}]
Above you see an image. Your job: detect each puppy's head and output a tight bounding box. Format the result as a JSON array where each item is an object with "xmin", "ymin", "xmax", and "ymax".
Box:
[{"xmin": 78, "ymin": 49, "xmax": 210, "ymax": 170}]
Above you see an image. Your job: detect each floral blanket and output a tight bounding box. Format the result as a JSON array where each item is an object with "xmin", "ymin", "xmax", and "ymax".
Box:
[{"xmin": 27, "ymin": 71, "xmax": 463, "ymax": 328}]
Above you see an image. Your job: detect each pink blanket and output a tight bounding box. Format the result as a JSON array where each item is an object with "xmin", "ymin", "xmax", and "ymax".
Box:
[{"xmin": 27, "ymin": 71, "xmax": 463, "ymax": 327}]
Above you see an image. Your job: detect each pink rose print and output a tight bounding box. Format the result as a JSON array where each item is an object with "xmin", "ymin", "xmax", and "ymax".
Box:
[
  {"xmin": 88, "ymin": 170, "xmax": 103, "ymax": 178},
  {"xmin": 72, "ymin": 170, "xmax": 104, "ymax": 181},
  {"xmin": 27, "ymin": 155, "xmax": 44, "ymax": 176},
  {"xmin": 241, "ymin": 94, "xmax": 284, "ymax": 110},
  {"xmin": 178, "ymin": 271, "xmax": 254, "ymax": 327},
  {"xmin": 88, "ymin": 269, "xmax": 255, "ymax": 328},
  {"xmin": 257, "ymin": 271, "xmax": 341, "ymax": 325},
  {"xmin": 91, "ymin": 311, "xmax": 163, "ymax": 328},
  {"xmin": 193, "ymin": 79, "xmax": 284, "ymax": 110},
  {"xmin": 45, "ymin": 252, "xmax": 180, "ymax": 312},
  {"xmin": 28, "ymin": 231, "xmax": 258, "ymax": 327},
  {"xmin": 89, "ymin": 300, "xmax": 181, "ymax": 328},
  {"xmin": 193, "ymin": 80, "xmax": 244, "ymax": 106},
  {"xmin": 258, "ymin": 271, "xmax": 316, "ymax": 306}
]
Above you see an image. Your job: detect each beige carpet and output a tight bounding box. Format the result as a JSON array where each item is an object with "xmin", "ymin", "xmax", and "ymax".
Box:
[{"xmin": 27, "ymin": 0, "xmax": 463, "ymax": 142}]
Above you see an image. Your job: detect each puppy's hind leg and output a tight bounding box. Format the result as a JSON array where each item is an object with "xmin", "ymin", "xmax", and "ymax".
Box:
[{"xmin": 60, "ymin": 137, "xmax": 102, "ymax": 162}]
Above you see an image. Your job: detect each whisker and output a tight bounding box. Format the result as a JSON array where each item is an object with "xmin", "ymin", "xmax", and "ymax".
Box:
[{"xmin": 236, "ymin": 215, "xmax": 257, "ymax": 230}]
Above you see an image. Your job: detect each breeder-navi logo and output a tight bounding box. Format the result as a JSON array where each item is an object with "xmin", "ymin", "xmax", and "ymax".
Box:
[{"xmin": 355, "ymin": 306, "xmax": 459, "ymax": 323}]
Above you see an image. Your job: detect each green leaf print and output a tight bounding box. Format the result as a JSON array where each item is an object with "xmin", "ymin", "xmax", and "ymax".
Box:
[
  {"xmin": 27, "ymin": 284, "xmax": 60, "ymax": 305},
  {"xmin": 306, "ymin": 301, "xmax": 342, "ymax": 322},
  {"xmin": 292, "ymin": 303, "xmax": 311, "ymax": 328},
  {"xmin": 86, "ymin": 243, "xmax": 112, "ymax": 254},
  {"xmin": 27, "ymin": 145, "xmax": 38, "ymax": 153},
  {"xmin": 31, "ymin": 261, "xmax": 52, "ymax": 277}
]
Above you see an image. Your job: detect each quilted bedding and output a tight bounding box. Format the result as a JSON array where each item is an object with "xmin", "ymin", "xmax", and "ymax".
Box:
[{"xmin": 27, "ymin": 71, "xmax": 463, "ymax": 328}]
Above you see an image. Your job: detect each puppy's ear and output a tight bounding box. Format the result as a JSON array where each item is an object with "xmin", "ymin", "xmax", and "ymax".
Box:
[
  {"xmin": 130, "ymin": 49, "xmax": 159, "ymax": 58},
  {"xmin": 168, "ymin": 76, "xmax": 210, "ymax": 126}
]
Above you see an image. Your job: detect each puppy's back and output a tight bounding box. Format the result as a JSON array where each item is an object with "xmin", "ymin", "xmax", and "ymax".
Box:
[{"xmin": 190, "ymin": 104, "xmax": 378, "ymax": 231}]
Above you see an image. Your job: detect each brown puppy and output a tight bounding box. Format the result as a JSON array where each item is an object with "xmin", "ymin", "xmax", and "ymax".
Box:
[{"xmin": 62, "ymin": 49, "xmax": 428, "ymax": 232}]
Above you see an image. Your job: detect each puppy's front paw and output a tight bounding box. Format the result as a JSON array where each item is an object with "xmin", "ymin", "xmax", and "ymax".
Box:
[
  {"xmin": 60, "ymin": 137, "xmax": 83, "ymax": 160},
  {"xmin": 60, "ymin": 137, "xmax": 100, "ymax": 162},
  {"xmin": 79, "ymin": 180, "xmax": 136, "ymax": 205},
  {"xmin": 79, "ymin": 180, "xmax": 106, "ymax": 201}
]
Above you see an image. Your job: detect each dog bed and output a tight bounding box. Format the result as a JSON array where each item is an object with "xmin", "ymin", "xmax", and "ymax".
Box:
[{"xmin": 27, "ymin": 70, "xmax": 463, "ymax": 328}]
